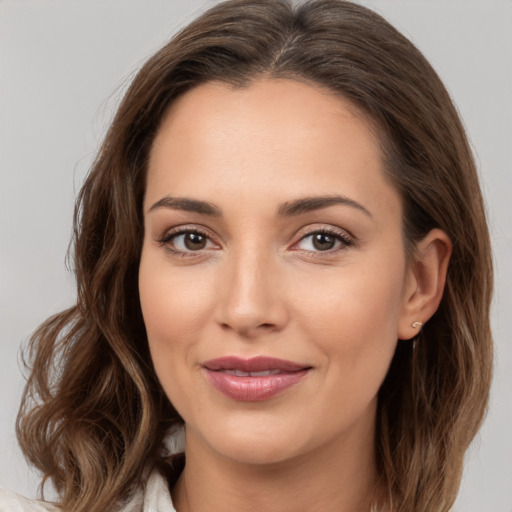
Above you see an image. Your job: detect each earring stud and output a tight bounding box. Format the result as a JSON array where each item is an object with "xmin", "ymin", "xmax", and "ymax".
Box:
[{"xmin": 411, "ymin": 321, "xmax": 423, "ymax": 329}]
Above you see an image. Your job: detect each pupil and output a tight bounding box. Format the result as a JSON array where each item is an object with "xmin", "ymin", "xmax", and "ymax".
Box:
[
  {"xmin": 313, "ymin": 233, "xmax": 335, "ymax": 251},
  {"xmin": 184, "ymin": 233, "xmax": 206, "ymax": 250}
]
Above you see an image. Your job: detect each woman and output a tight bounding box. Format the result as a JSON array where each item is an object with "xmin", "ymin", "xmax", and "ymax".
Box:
[{"xmin": 1, "ymin": 0, "xmax": 493, "ymax": 511}]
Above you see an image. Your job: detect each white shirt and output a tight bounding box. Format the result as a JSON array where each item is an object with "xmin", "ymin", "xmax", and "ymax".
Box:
[
  {"xmin": 0, "ymin": 469, "xmax": 177, "ymax": 512},
  {"xmin": 0, "ymin": 427, "xmax": 185, "ymax": 512}
]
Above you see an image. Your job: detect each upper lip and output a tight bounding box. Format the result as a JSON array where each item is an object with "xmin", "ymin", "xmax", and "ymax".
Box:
[{"xmin": 203, "ymin": 356, "xmax": 310, "ymax": 373}]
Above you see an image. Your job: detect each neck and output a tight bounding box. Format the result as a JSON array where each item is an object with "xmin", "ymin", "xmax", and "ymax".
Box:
[{"xmin": 172, "ymin": 421, "xmax": 379, "ymax": 512}]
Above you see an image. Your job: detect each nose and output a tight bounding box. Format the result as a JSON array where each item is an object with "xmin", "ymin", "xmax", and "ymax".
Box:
[{"xmin": 215, "ymin": 249, "xmax": 289, "ymax": 339}]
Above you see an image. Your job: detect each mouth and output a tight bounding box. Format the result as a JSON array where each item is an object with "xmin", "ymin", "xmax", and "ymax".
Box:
[{"xmin": 202, "ymin": 356, "xmax": 312, "ymax": 402}]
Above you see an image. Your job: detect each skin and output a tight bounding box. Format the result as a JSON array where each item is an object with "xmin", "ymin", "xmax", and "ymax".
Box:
[{"xmin": 139, "ymin": 78, "xmax": 451, "ymax": 512}]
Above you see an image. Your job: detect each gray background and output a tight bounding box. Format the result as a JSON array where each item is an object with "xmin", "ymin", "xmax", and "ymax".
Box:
[{"xmin": 1, "ymin": 1, "xmax": 510, "ymax": 510}]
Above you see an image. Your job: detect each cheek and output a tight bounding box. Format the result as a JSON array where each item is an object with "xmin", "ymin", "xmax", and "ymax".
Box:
[
  {"xmin": 138, "ymin": 253, "xmax": 221, "ymax": 420},
  {"xmin": 295, "ymin": 255, "xmax": 404, "ymax": 340},
  {"xmin": 292, "ymin": 253, "xmax": 405, "ymax": 402},
  {"xmin": 138, "ymin": 250, "xmax": 216, "ymax": 380}
]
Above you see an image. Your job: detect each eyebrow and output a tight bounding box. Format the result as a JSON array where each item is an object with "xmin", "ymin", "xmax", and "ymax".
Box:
[
  {"xmin": 148, "ymin": 196, "xmax": 222, "ymax": 216},
  {"xmin": 147, "ymin": 194, "xmax": 372, "ymax": 219},
  {"xmin": 277, "ymin": 195, "xmax": 373, "ymax": 219}
]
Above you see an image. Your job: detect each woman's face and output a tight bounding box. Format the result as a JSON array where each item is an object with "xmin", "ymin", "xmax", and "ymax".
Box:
[{"xmin": 139, "ymin": 79, "xmax": 415, "ymax": 465}]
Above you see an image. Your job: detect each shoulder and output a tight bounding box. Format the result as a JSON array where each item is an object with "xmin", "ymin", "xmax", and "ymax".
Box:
[{"xmin": 0, "ymin": 488, "xmax": 58, "ymax": 512}]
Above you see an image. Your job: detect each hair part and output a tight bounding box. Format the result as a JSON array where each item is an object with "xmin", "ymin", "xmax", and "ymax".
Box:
[{"xmin": 17, "ymin": 1, "xmax": 493, "ymax": 511}]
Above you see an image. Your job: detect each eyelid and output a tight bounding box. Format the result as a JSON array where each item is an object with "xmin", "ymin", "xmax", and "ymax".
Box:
[
  {"xmin": 155, "ymin": 223, "xmax": 354, "ymax": 257},
  {"xmin": 290, "ymin": 225, "xmax": 355, "ymax": 253},
  {"xmin": 156, "ymin": 224, "xmax": 221, "ymax": 255}
]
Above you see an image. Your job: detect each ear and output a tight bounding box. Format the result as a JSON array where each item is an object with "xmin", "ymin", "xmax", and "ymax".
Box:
[{"xmin": 398, "ymin": 229, "xmax": 452, "ymax": 340}]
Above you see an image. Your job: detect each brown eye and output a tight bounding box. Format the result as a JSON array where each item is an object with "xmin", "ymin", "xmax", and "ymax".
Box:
[
  {"xmin": 164, "ymin": 230, "xmax": 216, "ymax": 252},
  {"xmin": 183, "ymin": 232, "xmax": 207, "ymax": 250},
  {"xmin": 294, "ymin": 229, "xmax": 353, "ymax": 253},
  {"xmin": 312, "ymin": 233, "xmax": 336, "ymax": 251}
]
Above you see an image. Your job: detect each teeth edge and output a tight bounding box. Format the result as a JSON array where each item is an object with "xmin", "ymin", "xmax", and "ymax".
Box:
[{"xmin": 222, "ymin": 369, "xmax": 282, "ymax": 377}]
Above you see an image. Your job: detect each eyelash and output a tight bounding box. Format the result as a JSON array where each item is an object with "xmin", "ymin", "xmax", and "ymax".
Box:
[
  {"xmin": 293, "ymin": 227, "xmax": 354, "ymax": 256},
  {"xmin": 157, "ymin": 227, "xmax": 215, "ymax": 258},
  {"xmin": 157, "ymin": 226, "xmax": 354, "ymax": 258}
]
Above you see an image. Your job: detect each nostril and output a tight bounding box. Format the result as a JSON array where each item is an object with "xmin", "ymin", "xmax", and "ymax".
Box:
[{"xmin": 219, "ymin": 320, "xmax": 278, "ymax": 337}]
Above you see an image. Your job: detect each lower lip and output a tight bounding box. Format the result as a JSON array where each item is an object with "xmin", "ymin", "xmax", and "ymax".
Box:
[{"xmin": 203, "ymin": 369, "xmax": 310, "ymax": 401}]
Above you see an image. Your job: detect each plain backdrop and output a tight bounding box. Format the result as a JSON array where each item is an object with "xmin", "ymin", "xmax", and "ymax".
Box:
[{"xmin": 1, "ymin": 1, "xmax": 511, "ymax": 510}]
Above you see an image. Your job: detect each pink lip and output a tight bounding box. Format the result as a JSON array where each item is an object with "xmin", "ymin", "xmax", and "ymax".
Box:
[{"xmin": 202, "ymin": 356, "xmax": 311, "ymax": 402}]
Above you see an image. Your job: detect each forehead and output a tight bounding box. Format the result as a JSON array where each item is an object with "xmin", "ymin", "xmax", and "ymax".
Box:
[{"xmin": 146, "ymin": 78, "xmax": 400, "ymax": 222}]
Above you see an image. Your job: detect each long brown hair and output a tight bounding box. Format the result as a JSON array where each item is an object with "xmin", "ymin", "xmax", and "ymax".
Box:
[{"xmin": 17, "ymin": 1, "xmax": 493, "ymax": 511}]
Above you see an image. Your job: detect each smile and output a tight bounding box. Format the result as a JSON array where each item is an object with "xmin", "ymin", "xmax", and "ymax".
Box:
[
  {"xmin": 222, "ymin": 369, "xmax": 282, "ymax": 376},
  {"xmin": 202, "ymin": 356, "xmax": 311, "ymax": 402}
]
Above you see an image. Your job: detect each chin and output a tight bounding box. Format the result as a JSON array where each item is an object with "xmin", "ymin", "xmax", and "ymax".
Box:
[
  {"xmin": 211, "ymin": 436, "xmax": 303, "ymax": 467},
  {"xmin": 187, "ymin": 412, "xmax": 313, "ymax": 466}
]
